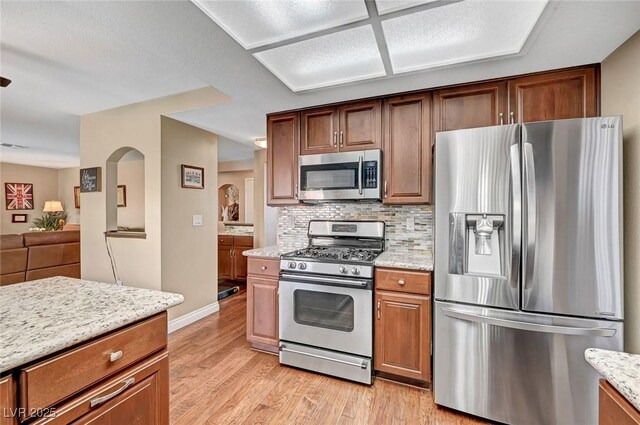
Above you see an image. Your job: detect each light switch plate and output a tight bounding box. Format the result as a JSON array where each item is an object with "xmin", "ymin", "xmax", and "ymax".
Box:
[
  {"xmin": 192, "ymin": 214, "xmax": 203, "ymax": 227},
  {"xmin": 406, "ymin": 217, "xmax": 415, "ymax": 232}
]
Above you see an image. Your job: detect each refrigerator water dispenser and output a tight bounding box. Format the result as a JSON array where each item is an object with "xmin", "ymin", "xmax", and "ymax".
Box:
[{"xmin": 448, "ymin": 213, "xmax": 505, "ymax": 277}]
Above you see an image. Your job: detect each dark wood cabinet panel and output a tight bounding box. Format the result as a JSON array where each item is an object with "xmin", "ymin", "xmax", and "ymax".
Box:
[
  {"xmin": 599, "ymin": 379, "xmax": 640, "ymax": 425},
  {"xmin": 218, "ymin": 245, "xmax": 233, "ymax": 280},
  {"xmin": 433, "ymin": 81, "xmax": 508, "ymax": 139},
  {"xmin": 267, "ymin": 112, "xmax": 299, "ymax": 205},
  {"xmin": 301, "ymin": 107, "xmax": 339, "ymax": 155},
  {"xmin": 0, "ymin": 375, "xmax": 17, "ymax": 425},
  {"xmin": 374, "ymin": 290, "xmax": 431, "ymax": 382},
  {"xmin": 218, "ymin": 236, "xmax": 253, "ymax": 282},
  {"xmin": 509, "ymin": 66, "xmax": 598, "ymax": 123},
  {"xmin": 382, "ymin": 93, "xmax": 432, "ymax": 204},
  {"xmin": 338, "ymin": 100, "xmax": 382, "ymax": 152},
  {"xmin": 247, "ymin": 276, "xmax": 278, "ymax": 348}
]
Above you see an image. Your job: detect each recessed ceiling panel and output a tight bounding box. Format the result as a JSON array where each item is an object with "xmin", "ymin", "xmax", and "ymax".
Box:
[
  {"xmin": 192, "ymin": 0, "xmax": 370, "ymax": 49},
  {"xmin": 382, "ymin": 0, "xmax": 548, "ymax": 73},
  {"xmin": 374, "ymin": 0, "xmax": 437, "ymax": 15},
  {"xmin": 253, "ymin": 25, "xmax": 386, "ymax": 92}
]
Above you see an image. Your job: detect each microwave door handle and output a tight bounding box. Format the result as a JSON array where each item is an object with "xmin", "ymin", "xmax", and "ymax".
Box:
[{"xmin": 358, "ymin": 156, "xmax": 363, "ymax": 195}]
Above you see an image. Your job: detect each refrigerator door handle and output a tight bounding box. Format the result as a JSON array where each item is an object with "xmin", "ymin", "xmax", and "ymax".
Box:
[
  {"xmin": 510, "ymin": 143, "xmax": 521, "ymax": 290},
  {"xmin": 441, "ymin": 307, "xmax": 617, "ymax": 337},
  {"xmin": 523, "ymin": 142, "xmax": 537, "ymax": 290}
]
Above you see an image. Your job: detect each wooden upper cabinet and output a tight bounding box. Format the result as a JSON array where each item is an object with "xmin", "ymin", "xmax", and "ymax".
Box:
[
  {"xmin": 301, "ymin": 107, "xmax": 339, "ymax": 155},
  {"xmin": 508, "ymin": 66, "xmax": 598, "ymax": 123},
  {"xmin": 433, "ymin": 81, "xmax": 508, "ymax": 138},
  {"xmin": 382, "ymin": 92, "xmax": 432, "ymax": 204},
  {"xmin": 267, "ymin": 112, "xmax": 300, "ymax": 205},
  {"xmin": 338, "ymin": 100, "xmax": 382, "ymax": 151}
]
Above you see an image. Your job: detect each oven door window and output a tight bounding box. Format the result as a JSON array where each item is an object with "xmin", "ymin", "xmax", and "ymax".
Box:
[
  {"xmin": 293, "ymin": 289, "xmax": 355, "ymax": 332},
  {"xmin": 300, "ymin": 162, "xmax": 358, "ymax": 191}
]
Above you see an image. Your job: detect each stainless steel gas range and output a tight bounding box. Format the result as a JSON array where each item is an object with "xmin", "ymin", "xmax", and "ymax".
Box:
[{"xmin": 278, "ymin": 220, "xmax": 385, "ymax": 385}]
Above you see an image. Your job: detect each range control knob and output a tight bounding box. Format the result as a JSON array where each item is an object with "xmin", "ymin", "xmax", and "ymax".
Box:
[
  {"xmin": 298, "ymin": 263, "xmax": 307, "ymax": 270},
  {"xmin": 288, "ymin": 262, "xmax": 297, "ymax": 269},
  {"xmin": 339, "ymin": 265, "xmax": 348, "ymax": 274},
  {"xmin": 351, "ymin": 267, "xmax": 360, "ymax": 275}
]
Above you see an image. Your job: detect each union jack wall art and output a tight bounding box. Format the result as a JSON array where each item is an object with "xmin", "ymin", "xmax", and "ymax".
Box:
[{"xmin": 5, "ymin": 183, "xmax": 34, "ymax": 210}]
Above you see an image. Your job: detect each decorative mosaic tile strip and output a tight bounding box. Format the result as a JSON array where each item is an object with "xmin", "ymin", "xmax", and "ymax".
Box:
[{"xmin": 277, "ymin": 203, "xmax": 433, "ymax": 253}]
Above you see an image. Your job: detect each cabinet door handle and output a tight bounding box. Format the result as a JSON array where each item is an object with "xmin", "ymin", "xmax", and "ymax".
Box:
[
  {"xmin": 384, "ymin": 181, "xmax": 388, "ymax": 199},
  {"xmin": 333, "ymin": 131, "xmax": 337, "ymax": 147},
  {"xmin": 260, "ymin": 266, "xmax": 267, "ymax": 271},
  {"xmin": 90, "ymin": 377, "xmax": 135, "ymax": 408},
  {"xmin": 499, "ymin": 112, "xmax": 504, "ymax": 125},
  {"xmin": 398, "ymin": 279, "xmax": 405, "ymax": 286},
  {"xmin": 510, "ymin": 111, "xmax": 515, "ymax": 124},
  {"xmin": 377, "ymin": 301, "xmax": 381, "ymax": 320},
  {"xmin": 294, "ymin": 184, "xmax": 298, "ymax": 199},
  {"xmin": 109, "ymin": 351, "xmax": 123, "ymax": 362},
  {"xmin": 339, "ymin": 131, "xmax": 344, "ymax": 148}
]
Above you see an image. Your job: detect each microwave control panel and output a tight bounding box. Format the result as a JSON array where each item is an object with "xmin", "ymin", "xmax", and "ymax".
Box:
[{"xmin": 363, "ymin": 161, "xmax": 378, "ymax": 189}]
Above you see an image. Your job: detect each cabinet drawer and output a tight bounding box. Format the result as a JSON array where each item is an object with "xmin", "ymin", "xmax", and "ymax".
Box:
[
  {"xmin": 234, "ymin": 236, "xmax": 254, "ymax": 248},
  {"xmin": 20, "ymin": 313, "xmax": 167, "ymax": 414},
  {"xmin": 247, "ymin": 257, "xmax": 280, "ymax": 278},
  {"xmin": 375, "ymin": 268, "xmax": 431, "ymax": 295},
  {"xmin": 30, "ymin": 351, "xmax": 168, "ymax": 425},
  {"xmin": 218, "ymin": 236, "xmax": 233, "ymax": 247}
]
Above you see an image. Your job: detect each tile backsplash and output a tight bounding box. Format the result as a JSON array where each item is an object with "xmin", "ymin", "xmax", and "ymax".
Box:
[{"xmin": 277, "ymin": 203, "xmax": 433, "ymax": 253}]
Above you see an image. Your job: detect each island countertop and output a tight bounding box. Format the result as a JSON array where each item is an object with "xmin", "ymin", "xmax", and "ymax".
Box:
[
  {"xmin": 0, "ymin": 277, "xmax": 183, "ymax": 374},
  {"xmin": 585, "ymin": 348, "xmax": 640, "ymax": 411}
]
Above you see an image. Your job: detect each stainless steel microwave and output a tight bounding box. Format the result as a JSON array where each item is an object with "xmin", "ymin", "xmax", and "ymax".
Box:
[{"xmin": 298, "ymin": 150, "xmax": 381, "ymax": 202}]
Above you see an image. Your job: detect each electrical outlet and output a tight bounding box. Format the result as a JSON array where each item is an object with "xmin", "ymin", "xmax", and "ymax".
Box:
[
  {"xmin": 406, "ymin": 217, "xmax": 415, "ymax": 232},
  {"xmin": 192, "ymin": 214, "xmax": 203, "ymax": 227}
]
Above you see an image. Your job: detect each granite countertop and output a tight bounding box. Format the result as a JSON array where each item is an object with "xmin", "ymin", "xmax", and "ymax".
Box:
[
  {"xmin": 374, "ymin": 250, "xmax": 433, "ymax": 271},
  {"xmin": 242, "ymin": 244, "xmax": 302, "ymax": 258},
  {"xmin": 219, "ymin": 232, "xmax": 254, "ymax": 237},
  {"xmin": 585, "ymin": 348, "xmax": 640, "ymax": 411},
  {"xmin": 0, "ymin": 277, "xmax": 184, "ymax": 374}
]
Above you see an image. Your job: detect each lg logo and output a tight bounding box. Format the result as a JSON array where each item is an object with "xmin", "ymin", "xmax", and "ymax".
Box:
[{"xmin": 601, "ymin": 123, "xmax": 615, "ymax": 129}]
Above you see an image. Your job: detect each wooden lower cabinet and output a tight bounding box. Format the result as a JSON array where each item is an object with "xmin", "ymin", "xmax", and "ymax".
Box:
[
  {"xmin": 0, "ymin": 375, "xmax": 17, "ymax": 425},
  {"xmin": 218, "ymin": 236, "xmax": 253, "ymax": 282},
  {"xmin": 246, "ymin": 257, "xmax": 280, "ymax": 354},
  {"xmin": 0, "ymin": 313, "xmax": 170, "ymax": 425},
  {"xmin": 374, "ymin": 268, "xmax": 431, "ymax": 384},
  {"xmin": 599, "ymin": 379, "xmax": 640, "ymax": 425}
]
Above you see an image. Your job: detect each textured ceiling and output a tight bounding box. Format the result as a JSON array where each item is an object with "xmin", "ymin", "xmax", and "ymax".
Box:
[{"xmin": 1, "ymin": 1, "xmax": 639, "ymax": 167}]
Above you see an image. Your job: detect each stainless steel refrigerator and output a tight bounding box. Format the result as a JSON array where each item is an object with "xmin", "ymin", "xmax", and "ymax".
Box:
[{"xmin": 433, "ymin": 117, "xmax": 624, "ymax": 425}]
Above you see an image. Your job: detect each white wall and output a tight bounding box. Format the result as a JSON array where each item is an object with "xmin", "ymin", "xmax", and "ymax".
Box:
[
  {"xmin": 117, "ymin": 159, "xmax": 145, "ymax": 229},
  {"xmin": 57, "ymin": 167, "xmax": 80, "ymax": 225},
  {"xmin": 0, "ymin": 163, "xmax": 64, "ymax": 233},
  {"xmin": 80, "ymin": 87, "xmax": 229, "ymax": 291},
  {"xmin": 602, "ymin": 30, "xmax": 640, "ymax": 354},
  {"xmin": 161, "ymin": 116, "xmax": 218, "ymax": 320}
]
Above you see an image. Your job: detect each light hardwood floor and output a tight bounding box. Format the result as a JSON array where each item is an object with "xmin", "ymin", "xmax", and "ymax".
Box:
[{"xmin": 168, "ymin": 290, "xmax": 488, "ymax": 425}]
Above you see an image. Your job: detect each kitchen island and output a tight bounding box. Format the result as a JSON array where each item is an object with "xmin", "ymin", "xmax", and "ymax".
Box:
[{"xmin": 0, "ymin": 277, "xmax": 183, "ymax": 424}]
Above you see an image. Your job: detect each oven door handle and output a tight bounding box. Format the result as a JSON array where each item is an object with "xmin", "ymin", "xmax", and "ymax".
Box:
[
  {"xmin": 280, "ymin": 272, "xmax": 371, "ymax": 288},
  {"xmin": 280, "ymin": 344, "xmax": 369, "ymax": 369}
]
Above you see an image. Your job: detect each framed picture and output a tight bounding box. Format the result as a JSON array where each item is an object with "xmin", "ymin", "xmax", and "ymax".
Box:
[
  {"xmin": 5, "ymin": 183, "xmax": 34, "ymax": 210},
  {"xmin": 80, "ymin": 167, "xmax": 102, "ymax": 193},
  {"xmin": 11, "ymin": 213, "xmax": 28, "ymax": 223},
  {"xmin": 181, "ymin": 164, "xmax": 204, "ymax": 189},
  {"xmin": 117, "ymin": 185, "xmax": 127, "ymax": 207},
  {"xmin": 74, "ymin": 186, "xmax": 81, "ymax": 209}
]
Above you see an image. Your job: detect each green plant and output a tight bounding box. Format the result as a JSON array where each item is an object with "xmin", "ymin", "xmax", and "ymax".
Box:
[{"xmin": 32, "ymin": 212, "xmax": 67, "ymax": 231}]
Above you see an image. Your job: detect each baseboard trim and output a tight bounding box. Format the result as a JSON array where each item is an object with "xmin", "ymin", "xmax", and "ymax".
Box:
[{"xmin": 168, "ymin": 302, "xmax": 220, "ymax": 333}]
